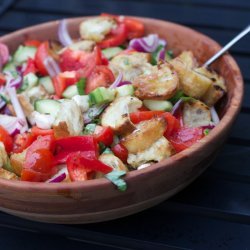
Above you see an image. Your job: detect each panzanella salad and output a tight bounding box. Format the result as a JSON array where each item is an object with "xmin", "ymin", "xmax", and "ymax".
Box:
[{"xmin": 0, "ymin": 14, "xmax": 226, "ymax": 190}]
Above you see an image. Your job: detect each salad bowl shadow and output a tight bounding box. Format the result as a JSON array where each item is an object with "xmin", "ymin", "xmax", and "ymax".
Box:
[{"xmin": 0, "ymin": 17, "xmax": 243, "ymax": 224}]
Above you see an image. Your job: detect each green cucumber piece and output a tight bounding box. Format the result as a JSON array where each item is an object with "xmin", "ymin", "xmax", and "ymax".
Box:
[
  {"xmin": 76, "ymin": 78, "xmax": 86, "ymax": 95},
  {"xmin": 13, "ymin": 46, "xmax": 37, "ymax": 64},
  {"xmin": 89, "ymin": 87, "xmax": 115, "ymax": 105},
  {"xmin": 102, "ymin": 47, "xmax": 123, "ymax": 59},
  {"xmin": 62, "ymin": 85, "xmax": 78, "ymax": 99},
  {"xmin": 83, "ymin": 123, "xmax": 96, "ymax": 135},
  {"xmin": 20, "ymin": 72, "xmax": 38, "ymax": 91},
  {"xmin": 2, "ymin": 61, "xmax": 18, "ymax": 77},
  {"xmin": 143, "ymin": 100, "xmax": 173, "ymax": 111},
  {"xmin": 34, "ymin": 99, "xmax": 61, "ymax": 116},
  {"xmin": 39, "ymin": 76, "xmax": 55, "ymax": 94},
  {"xmin": 116, "ymin": 84, "xmax": 134, "ymax": 97}
]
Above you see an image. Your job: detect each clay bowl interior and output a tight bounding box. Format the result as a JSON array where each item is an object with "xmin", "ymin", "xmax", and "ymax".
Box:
[{"xmin": 0, "ymin": 17, "xmax": 243, "ymax": 224}]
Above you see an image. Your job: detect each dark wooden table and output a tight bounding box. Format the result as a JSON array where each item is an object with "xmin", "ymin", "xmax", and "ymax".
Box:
[{"xmin": 0, "ymin": 0, "xmax": 249, "ymax": 249}]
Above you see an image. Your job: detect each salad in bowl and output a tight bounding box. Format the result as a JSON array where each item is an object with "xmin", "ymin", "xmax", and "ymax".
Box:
[{"xmin": 0, "ymin": 14, "xmax": 226, "ymax": 190}]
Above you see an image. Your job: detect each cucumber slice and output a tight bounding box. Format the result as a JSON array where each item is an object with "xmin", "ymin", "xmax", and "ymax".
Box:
[
  {"xmin": 116, "ymin": 84, "xmax": 134, "ymax": 97},
  {"xmin": 20, "ymin": 72, "xmax": 38, "ymax": 91},
  {"xmin": 83, "ymin": 123, "xmax": 96, "ymax": 135},
  {"xmin": 143, "ymin": 100, "xmax": 173, "ymax": 111},
  {"xmin": 89, "ymin": 87, "xmax": 115, "ymax": 105},
  {"xmin": 2, "ymin": 61, "xmax": 17, "ymax": 76},
  {"xmin": 76, "ymin": 78, "xmax": 86, "ymax": 95},
  {"xmin": 34, "ymin": 99, "xmax": 61, "ymax": 116},
  {"xmin": 102, "ymin": 47, "xmax": 123, "ymax": 59},
  {"xmin": 13, "ymin": 46, "xmax": 37, "ymax": 64},
  {"xmin": 62, "ymin": 85, "xmax": 78, "ymax": 99},
  {"xmin": 39, "ymin": 76, "xmax": 55, "ymax": 94}
]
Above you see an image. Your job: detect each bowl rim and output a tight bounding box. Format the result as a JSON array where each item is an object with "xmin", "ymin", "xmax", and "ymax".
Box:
[{"xmin": 0, "ymin": 16, "xmax": 244, "ymax": 192}]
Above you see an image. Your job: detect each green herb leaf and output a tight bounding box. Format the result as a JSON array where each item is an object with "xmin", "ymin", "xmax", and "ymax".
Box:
[
  {"xmin": 169, "ymin": 90, "xmax": 185, "ymax": 103},
  {"xmin": 151, "ymin": 45, "xmax": 164, "ymax": 65},
  {"xmin": 165, "ymin": 50, "xmax": 174, "ymax": 61},
  {"xmin": 102, "ymin": 147, "xmax": 113, "ymax": 154},
  {"xmin": 105, "ymin": 170, "xmax": 127, "ymax": 192},
  {"xmin": 77, "ymin": 78, "xmax": 86, "ymax": 95},
  {"xmin": 203, "ymin": 128, "xmax": 210, "ymax": 136}
]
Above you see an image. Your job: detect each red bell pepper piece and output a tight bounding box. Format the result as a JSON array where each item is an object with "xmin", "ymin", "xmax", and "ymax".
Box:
[
  {"xmin": 54, "ymin": 136, "xmax": 99, "ymax": 164},
  {"xmin": 66, "ymin": 151, "xmax": 113, "ymax": 181},
  {"xmin": 111, "ymin": 143, "xmax": 128, "ymax": 163},
  {"xmin": 94, "ymin": 126, "xmax": 114, "ymax": 146}
]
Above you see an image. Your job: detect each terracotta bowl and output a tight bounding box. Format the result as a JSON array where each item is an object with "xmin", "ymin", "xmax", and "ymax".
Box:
[{"xmin": 0, "ymin": 17, "xmax": 243, "ymax": 224}]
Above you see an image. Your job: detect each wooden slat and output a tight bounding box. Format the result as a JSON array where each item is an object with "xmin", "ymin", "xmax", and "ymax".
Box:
[{"xmin": 13, "ymin": 0, "xmax": 250, "ymax": 30}]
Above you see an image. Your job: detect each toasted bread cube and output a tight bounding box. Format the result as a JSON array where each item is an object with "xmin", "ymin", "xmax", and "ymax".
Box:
[
  {"xmin": 127, "ymin": 137, "xmax": 175, "ymax": 168},
  {"xmin": 121, "ymin": 117, "xmax": 166, "ymax": 154},
  {"xmin": 0, "ymin": 168, "xmax": 18, "ymax": 180},
  {"xmin": 133, "ymin": 63, "xmax": 179, "ymax": 100},
  {"xmin": 101, "ymin": 96, "xmax": 142, "ymax": 135},
  {"xmin": 183, "ymin": 100, "xmax": 211, "ymax": 128}
]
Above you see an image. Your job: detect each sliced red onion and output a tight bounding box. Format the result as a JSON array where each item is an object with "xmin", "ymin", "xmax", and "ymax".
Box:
[
  {"xmin": 129, "ymin": 34, "xmax": 160, "ymax": 52},
  {"xmin": 109, "ymin": 71, "xmax": 123, "ymax": 89},
  {"xmin": 47, "ymin": 166, "xmax": 68, "ymax": 183},
  {"xmin": 6, "ymin": 87, "xmax": 28, "ymax": 132},
  {"xmin": 31, "ymin": 111, "xmax": 55, "ymax": 130},
  {"xmin": 0, "ymin": 100, "xmax": 5, "ymax": 109},
  {"xmin": 83, "ymin": 104, "xmax": 108, "ymax": 124},
  {"xmin": 0, "ymin": 43, "xmax": 9, "ymax": 69},
  {"xmin": 210, "ymin": 106, "xmax": 220, "ymax": 125},
  {"xmin": 171, "ymin": 99, "xmax": 183, "ymax": 116},
  {"xmin": 58, "ymin": 19, "xmax": 73, "ymax": 47},
  {"xmin": 159, "ymin": 38, "xmax": 167, "ymax": 47},
  {"xmin": 0, "ymin": 114, "xmax": 23, "ymax": 135},
  {"xmin": 117, "ymin": 81, "xmax": 132, "ymax": 87},
  {"xmin": 44, "ymin": 56, "xmax": 61, "ymax": 78},
  {"xmin": 201, "ymin": 124, "xmax": 216, "ymax": 130}
]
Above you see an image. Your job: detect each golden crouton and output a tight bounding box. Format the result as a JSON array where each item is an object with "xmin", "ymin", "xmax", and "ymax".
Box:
[
  {"xmin": 53, "ymin": 121, "xmax": 70, "ymax": 139},
  {"xmin": 0, "ymin": 168, "xmax": 18, "ymax": 180},
  {"xmin": 133, "ymin": 63, "xmax": 179, "ymax": 100},
  {"xmin": 127, "ymin": 137, "xmax": 175, "ymax": 168},
  {"xmin": 182, "ymin": 100, "xmax": 211, "ymax": 128},
  {"xmin": 101, "ymin": 96, "xmax": 142, "ymax": 135},
  {"xmin": 121, "ymin": 117, "xmax": 166, "ymax": 154},
  {"xmin": 10, "ymin": 149, "xmax": 27, "ymax": 176}
]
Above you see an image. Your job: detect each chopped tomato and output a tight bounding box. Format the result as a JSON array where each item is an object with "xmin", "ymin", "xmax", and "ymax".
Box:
[
  {"xmin": 162, "ymin": 112, "xmax": 181, "ymax": 138},
  {"xmin": 101, "ymin": 13, "xmax": 144, "ymax": 39},
  {"xmin": 94, "ymin": 126, "xmax": 114, "ymax": 146},
  {"xmin": 168, "ymin": 127, "xmax": 204, "ymax": 153},
  {"xmin": 21, "ymin": 149, "xmax": 55, "ymax": 182},
  {"xmin": 21, "ymin": 135, "xmax": 56, "ymax": 182},
  {"xmin": 24, "ymin": 40, "xmax": 41, "ymax": 48},
  {"xmin": 13, "ymin": 132, "xmax": 36, "ymax": 154},
  {"xmin": 112, "ymin": 143, "xmax": 128, "ymax": 163},
  {"xmin": 85, "ymin": 65, "xmax": 115, "ymax": 94},
  {"xmin": 35, "ymin": 41, "xmax": 49, "ymax": 76},
  {"xmin": 52, "ymin": 75, "xmax": 66, "ymax": 98},
  {"xmin": 129, "ymin": 111, "xmax": 164, "ymax": 124},
  {"xmin": 66, "ymin": 152, "xmax": 94, "ymax": 181},
  {"xmin": 98, "ymin": 23, "xmax": 127, "ymax": 48},
  {"xmin": 52, "ymin": 70, "xmax": 79, "ymax": 98},
  {"xmin": 138, "ymin": 106, "xmax": 150, "ymax": 111},
  {"xmin": 23, "ymin": 58, "xmax": 37, "ymax": 76},
  {"xmin": 60, "ymin": 46, "xmax": 102, "ymax": 77},
  {"xmin": 123, "ymin": 18, "xmax": 144, "ymax": 39},
  {"xmin": 31, "ymin": 126, "xmax": 54, "ymax": 137},
  {"xmin": 0, "ymin": 126, "xmax": 13, "ymax": 154},
  {"xmin": 0, "ymin": 73, "xmax": 6, "ymax": 86}
]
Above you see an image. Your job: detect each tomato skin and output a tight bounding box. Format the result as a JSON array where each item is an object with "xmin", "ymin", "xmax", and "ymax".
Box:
[
  {"xmin": 0, "ymin": 73, "xmax": 6, "ymax": 86},
  {"xmin": 24, "ymin": 40, "xmax": 41, "ymax": 48},
  {"xmin": 98, "ymin": 23, "xmax": 127, "ymax": 48},
  {"xmin": 123, "ymin": 18, "xmax": 145, "ymax": 39},
  {"xmin": 23, "ymin": 58, "xmax": 37, "ymax": 76},
  {"xmin": 35, "ymin": 41, "xmax": 49, "ymax": 76},
  {"xmin": 13, "ymin": 132, "xmax": 36, "ymax": 154},
  {"xmin": 60, "ymin": 46, "xmax": 102, "ymax": 77},
  {"xmin": 162, "ymin": 112, "xmax": 180, "ymax": 138},
  {"xmin": 85, "ymin": 65, "xmax": 115, "ymax": 94},
  {"xmin": 0, "ymin": 126, "xmax": 13, "ymax": 154},
  {"xmin": 129, "ymin": 111, "xmax": 164, "ymax": 124},
  {"xmin": 31, "ymin": 126, "xmax": 54, "ymax": 137},
  {"xmin": 52, "ymin": 75, "xmax": 66, "ymax": 98},
  {"xmin": 21, "ymin": 135, "xmax": 56, "ymax": 182},
  {"xmin": 94, "ymin": 126, "xmax": 114, "ymax": 146},
  {"xmin": 168, "ymin": 127, "xmax": 204, "ymax": 153},
  {"xmin": 112, "ymin": 143, "xmax": 128, "ymax": 163}
]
